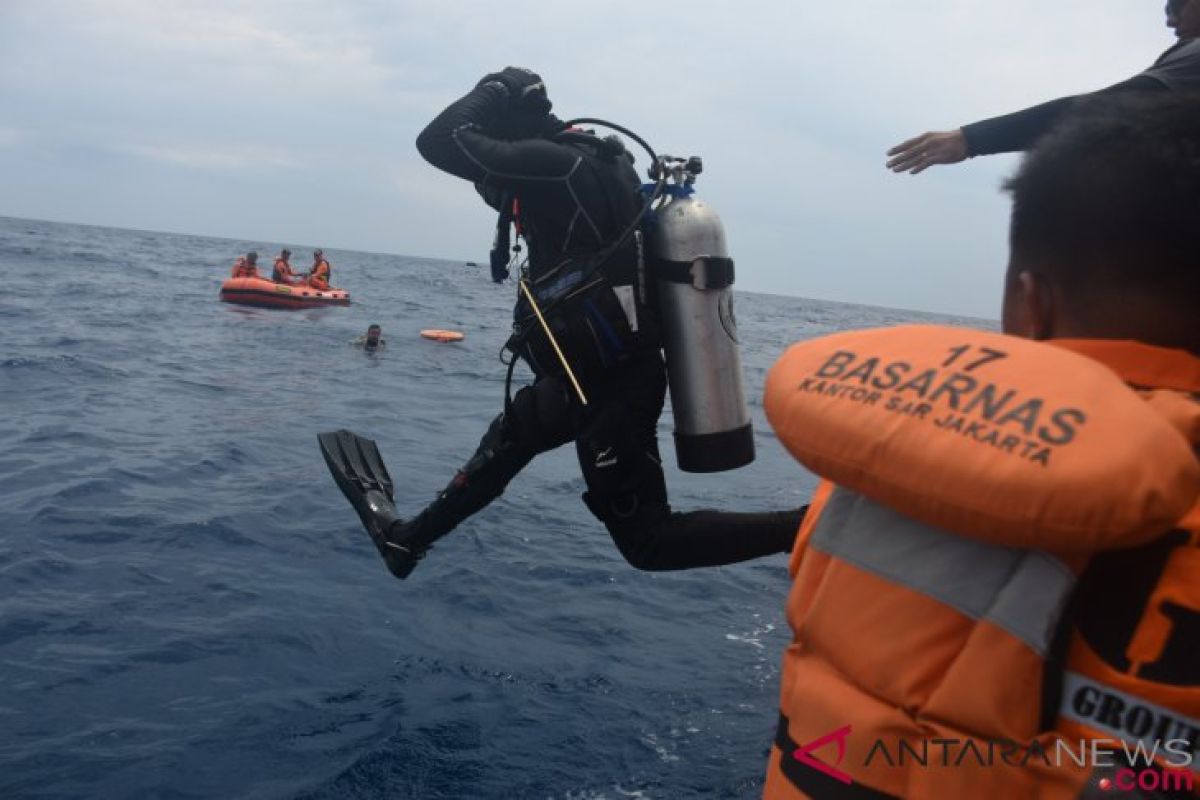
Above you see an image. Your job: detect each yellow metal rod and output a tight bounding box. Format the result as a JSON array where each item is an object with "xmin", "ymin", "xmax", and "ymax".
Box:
[{"xmin": 518, "ymin": 279, "xmax": 588, "ymax": 406}]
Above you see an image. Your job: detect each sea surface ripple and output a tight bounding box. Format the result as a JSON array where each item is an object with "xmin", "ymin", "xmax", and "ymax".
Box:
[{"xmin": 0, "ymin": 216, "xmax": 986, "ymax": 799}]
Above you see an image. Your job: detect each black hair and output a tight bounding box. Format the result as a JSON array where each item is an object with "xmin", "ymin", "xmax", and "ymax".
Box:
[{"xmin": 1003, "ymin": 92, "xmax": 1200, "ymax": 315}]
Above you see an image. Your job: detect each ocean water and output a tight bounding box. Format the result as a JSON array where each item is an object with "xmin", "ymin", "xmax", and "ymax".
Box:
[{"xmin": 0, "ymin": 215, "xmax": 988, "ymax": 799}]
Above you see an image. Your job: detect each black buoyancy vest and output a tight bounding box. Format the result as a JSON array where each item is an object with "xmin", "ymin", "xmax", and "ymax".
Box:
[{"xmin": 508, "ymin": 144, "xmax": 660, "ymax": 386}]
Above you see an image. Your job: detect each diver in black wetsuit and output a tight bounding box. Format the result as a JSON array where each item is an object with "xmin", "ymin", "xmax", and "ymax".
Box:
[{"xmin": 319, "ymin": 67, "xmax": 803, "ymax": 580}]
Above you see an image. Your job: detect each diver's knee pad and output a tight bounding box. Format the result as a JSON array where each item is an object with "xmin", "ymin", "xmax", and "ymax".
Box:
[
  {"xmin": 577, "ymin": 429, "xmax": 668, "ymax": 523},
  {"xmin": 457, "ymin": 412, "xmax": 512, "ymax": 480},
  {"xmin": 582, "ymin": 487, "xmax": 645, "ymax": 524},
  {"xmin": 579, "ymin": 439, "xmax": 669, "ymax": 528},
  {"xmin": 509, "ymin": 377, "xmax": 577, "ymax": 450},
  {"xmin": 443, "ymin": 410, "xmax": 534, "ymax": 499},
  {"xmin": 582, "ymin": 492, "xmax": 674, "ymax": 570}
]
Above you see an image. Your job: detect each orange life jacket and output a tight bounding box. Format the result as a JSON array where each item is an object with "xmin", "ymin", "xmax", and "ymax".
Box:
[
  {"xmin": 272, "ymin": 257, "xmax": 294, "ymax": 283},
  {"xmin": 761, "ymin": 327, "xmax": 1200, "ymax": 799},
  {"xmin": 307, "ymin": 259, "xmax": 331, "ymax": 290},
  {"xmin": 1048, "ymin": 340, "xmax": 1200, "ymax": 797},
  {"xmin": 230, "ymin": 257, "xmax": 258, "ymax": 279}
]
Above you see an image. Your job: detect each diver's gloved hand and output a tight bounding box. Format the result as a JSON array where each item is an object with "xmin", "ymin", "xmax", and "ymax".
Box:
[{"xmin": 477, "ymin": 67, "xmax": 552, "ymax": 116}]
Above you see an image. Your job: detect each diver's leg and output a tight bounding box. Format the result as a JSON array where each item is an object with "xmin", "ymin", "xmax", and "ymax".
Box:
[
  {"xmin": 384, "ymin": 377, "xmax": 579, "ymax": 577},
  {"xmin": 577, "ymin": 355, "xmax": 805, "ymax": 570},
  {"xmin": 592, "ymin": 503, "xmax": 806, "ymax": 571}
]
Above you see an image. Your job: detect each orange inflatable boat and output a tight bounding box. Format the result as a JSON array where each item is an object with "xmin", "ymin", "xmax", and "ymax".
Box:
[{"xmin": 219, "ymin": 277, "xmax": 350, "ymax": 310}]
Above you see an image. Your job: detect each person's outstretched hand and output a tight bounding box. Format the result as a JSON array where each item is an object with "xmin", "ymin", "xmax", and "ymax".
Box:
[{"xmin": 886, "ymin": 129, "xmax": 968, "ymax": 174}]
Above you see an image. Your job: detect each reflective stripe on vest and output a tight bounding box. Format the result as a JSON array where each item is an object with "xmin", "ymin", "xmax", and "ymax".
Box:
[{"xmin": 810, "ymin": 488, "xmax": 1076, "ymax": 656}]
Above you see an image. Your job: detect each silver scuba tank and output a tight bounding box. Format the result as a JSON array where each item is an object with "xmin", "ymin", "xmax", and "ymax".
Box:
[{"xmin": 647, "ymin": 156, "xmax": 755, "ymax": 473}]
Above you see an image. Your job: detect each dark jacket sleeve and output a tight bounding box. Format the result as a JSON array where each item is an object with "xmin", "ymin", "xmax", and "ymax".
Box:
[
  {"xmin": 960, "ymin": 74, "xmax": 1168, "ymax": 157},
  {"xmin": 415, "ymin": 82, "xmax": 509, "ymax": 181},
  {"xmin": 415, "ymin": 83, "xmax": 581, "ymax": 188}
]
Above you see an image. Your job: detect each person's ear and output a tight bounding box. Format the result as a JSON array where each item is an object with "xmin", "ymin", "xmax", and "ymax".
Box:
[{"xmin": 1001, "ymin": 270, "xmax": 1056, "ymax": 340}]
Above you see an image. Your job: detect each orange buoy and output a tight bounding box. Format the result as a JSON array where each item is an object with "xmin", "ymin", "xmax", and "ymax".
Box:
[{"xmin": 420, "ymin": 329, "xmax": 464, "ymax": 343}]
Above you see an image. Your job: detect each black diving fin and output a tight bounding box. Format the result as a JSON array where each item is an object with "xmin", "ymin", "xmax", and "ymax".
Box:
[{"xmin": 317, "ymin": 429, "xmax": 425, "ymax": 579}]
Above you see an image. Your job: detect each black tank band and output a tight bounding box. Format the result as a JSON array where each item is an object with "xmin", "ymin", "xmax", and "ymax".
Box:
[{"xmin": 652, "ymin": 256, "xmax": 735, "ymax": 289}]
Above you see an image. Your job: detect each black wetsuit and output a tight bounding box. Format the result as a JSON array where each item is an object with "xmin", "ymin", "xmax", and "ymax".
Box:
[
  {"xmin": 410, "ymin": 81, "xmax": 802, "ymax": 570},
  {"xmin": 962, "ymin": 37, "xmax": 1200, "ymax": 156}
]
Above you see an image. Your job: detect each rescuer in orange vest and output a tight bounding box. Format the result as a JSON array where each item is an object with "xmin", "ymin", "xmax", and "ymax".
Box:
[
  {"xmin": 272, "ymin": 249, "xmax": 300, "ymax": 285},
  {"xmin": 307, "ymin": 249, "xmax": 331, "ymax": 291},
  {"xmin": 230, "ymin": 251, "xmax": 259, "ymax": 279},
  {"xmin": 763, "ymin": 94, "xmax": 1200, "ymax": 799}
]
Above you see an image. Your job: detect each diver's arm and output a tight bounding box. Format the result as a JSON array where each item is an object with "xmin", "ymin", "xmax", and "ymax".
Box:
[
  {"xmin": 961, "ymin": 74, "xmax": 1167, "ymax": 156},
  {"xmin": 451, "ymin": 131, "xmax": 581, "ymax": 184},
  {"xmin": 417, "ymin": 87, "xmax": 580, "ymax": 188},
  {"xmin": 415, "ymin": 82, "xmax": 511, "ymax": 181}
]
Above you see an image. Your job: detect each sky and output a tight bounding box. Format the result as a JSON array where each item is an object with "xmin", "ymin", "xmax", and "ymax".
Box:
[{"xmin": 0, "ymin": 0, "xmax": 1178, "ymax": 317}]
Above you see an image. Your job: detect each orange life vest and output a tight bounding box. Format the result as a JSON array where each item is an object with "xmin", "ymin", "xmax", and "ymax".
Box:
[
  {"xmin": 272, "ymin": 257, "xmax": 294, "ymax": 283},
  {"xmin": 308, "ymin": 259, "xmax": 331, "ymax": 289},
  {"xmin": 1049, "ymin": 340, "xmax": 1200, "ymax": 797},
  {"xmin": 231, "ymin": 257, "xmax": 258, "ymax": 279},
  {"xmin": 761, "ymin": 327, "xmax": 1200, "ymax": 799}
]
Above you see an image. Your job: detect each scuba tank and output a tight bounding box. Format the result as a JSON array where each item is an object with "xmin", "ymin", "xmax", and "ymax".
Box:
[{"xmin": 647, "ymin": 156, "xmax": 754, "ymax": 473}]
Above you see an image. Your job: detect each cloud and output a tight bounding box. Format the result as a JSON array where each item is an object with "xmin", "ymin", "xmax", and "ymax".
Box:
[
  {"xmin": 0, "ymin": 0, "xmax": 1180, "ymax": 316},
  {"xmin": 68, "ymin": 0, "xmax": 393, "ymax": 89},
  {"xmin": 0, "ymin": 127, "xmax": 25, "ymax": 148},
  {"xmin": 120, "ymin": 143, "xmax": 301, "ymax": 171}
]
